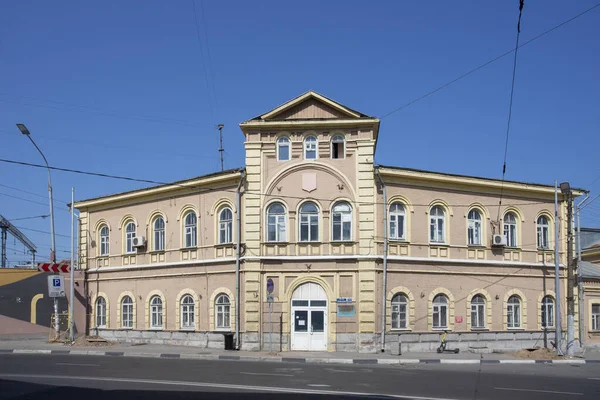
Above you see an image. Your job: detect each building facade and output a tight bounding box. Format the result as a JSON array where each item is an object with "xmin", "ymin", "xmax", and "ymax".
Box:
[
  {"xmin": 580, "ymin": 228, "xmax": 600, "ymax": 346},
  {"xmin": 75, "ymin": 91, "xmax": 583, "ymax": 352}
]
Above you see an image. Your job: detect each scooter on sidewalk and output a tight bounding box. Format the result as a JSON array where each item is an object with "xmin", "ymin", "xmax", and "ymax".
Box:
[{"xmin": 437, "ymin": 330, "xmax": 459, "ymax": 354}]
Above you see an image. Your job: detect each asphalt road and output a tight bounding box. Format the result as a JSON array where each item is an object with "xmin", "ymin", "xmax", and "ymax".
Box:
[{"xmin": 0, "ymin": 354, "xmax": 599, "ymax": 400}]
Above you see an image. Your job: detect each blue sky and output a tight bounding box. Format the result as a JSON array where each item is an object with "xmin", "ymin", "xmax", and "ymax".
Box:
[{"xmin": 0, "ymin": 0, "xmax": 599, "ymax": 265}]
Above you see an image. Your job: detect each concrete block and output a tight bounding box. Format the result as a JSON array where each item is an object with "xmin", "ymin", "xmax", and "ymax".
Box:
[
  {"xmin": 514, "ymin": 332, "xmax": 533, "ymax": 340},
  {"xmin": 335, "ymin": 343, "xmax": 357, "ymax": 352},
  {"xmin": 208, "ymin": 333, "xmax": 224, "ymax": 342},
  {"xmin": 397, "ymin": 333, "xmax": 420, "ymax": 342},
  {"xmin": 171, "ymin": 331, "xmax": 192, "ymax": 340},
  {"xmin": 336, "ymin": 334, "xmax": 356, "ymax": 344},
  {"xmin": 390, "ymin": 341, "xmax": 401, "ymax": 356},
  {"xmin": 243, "ymin": 332, "xmax": 260, "ymax": 343},
  {"xmin": 479, "ymin": 333, "xmax": 498, "ymax": 341},
  {"xmin": 126, "ymin": 330, "xmax": 142, "ymax": 339},
  {"xmin": 421, "ymin": 334, "xmax": 439, "ymax": 343},
  {"xmin": 458, "ymin": 333, "xmax": 478, "ymax": 342},
  {"xmin": 384, "ymin": 334, "xmax": 399, "ymax": 343},
  {"xmin": 241, "ymin": 342, "xmax": 261, "ymax": 351},
  {"xmin": 495, "ymin": 332, "xmax": 516, "ymax": 341},
  {"xmin": 141, "ymin": 331, "xmax": 156, "ymax": 339}
]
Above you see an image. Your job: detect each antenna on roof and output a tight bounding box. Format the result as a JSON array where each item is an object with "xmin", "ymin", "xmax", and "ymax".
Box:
[{"xmin": 218, "ymin": 124, "xmax": 224, "ymax": 171}]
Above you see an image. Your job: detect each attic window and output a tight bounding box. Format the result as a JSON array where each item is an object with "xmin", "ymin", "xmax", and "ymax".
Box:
[{"xmin": 331, "ymin": 135, "xmax": 345, "ymax": 159}]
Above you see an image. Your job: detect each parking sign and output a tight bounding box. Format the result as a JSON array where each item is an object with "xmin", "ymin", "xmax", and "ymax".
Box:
[{"xmin": 47, "ymin": 275, "xmax": 65, "ymax": 297}]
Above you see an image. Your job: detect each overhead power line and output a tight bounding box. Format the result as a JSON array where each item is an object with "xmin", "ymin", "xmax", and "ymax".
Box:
[
  {"xmin": 8, "ymin": 215, "xmax": 49, "ymax": 221},
  {"xmin": 0, "ymin": 183, "xmax": 69, "ymax": 204},
  {"xmin": 380, "ymin": 3, "xmax": 600, "ymax": 119},
  {"xmin": 0, "ymin": 157, "xmax": 557, "ymax": 209}
]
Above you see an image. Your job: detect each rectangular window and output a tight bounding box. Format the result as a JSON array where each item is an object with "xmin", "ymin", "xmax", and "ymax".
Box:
[
  {"xmin": 300, "ymin": 214, "xmax": 319, "ymax": 242},
  {"xmin": 468, "ymin": 220, "xmax": 481, "ymax": 245},
  {"xmin": 126, "ymin": 232, "xmax": 135, "ymax": 254},
  {"xmin": 331, "ymin": 142, "xmax": 342, "ymax": 159},
  {"xmin": 507, "ymin": 304, "xmax": 521, "ymax": 329},
  {"xmin": 504, "ymin": 224, "xmax": 517, "ymax": 247},
  {"xmin": 537, "ymin": 226, "xmax": 549, "ymax": 249},
  {"xmin": 592, "ymin": 304, "xmax": 600, "ymax": 331},
  {"xmin": 181, "ymin": 305, "xmax": 194, "ymax": 329},
  {"xmin": 392, "ymin": 304, "xmax": 407, "ymax": 329},
  {"xmin": 471, "ymin": 304, "xmax": 486, "ymax": 329},
  {"xmin": 100, "ymin": 237, "xmax": 109, "ymax": 256},
  {"xmin": 217, "ymin": 305, "xmax": 230, "ymax": 329},
  {"xmin": 430, "ymin": 217, "xmax": 444, "ymax": 243},
  {"xmin": 333, "ymin": 214, "xmax": 352, "ymax": 241},
  {"xmin": 185, "ymin": 227, "xmax": 197, "ymax": 248},
  {"xmin": 390, "ymin": 215, "xmax": 405, "ymax": 240},
  {"xmin": 122, "ymin": 304, "xmax": 133, "ymax": 328},
  {"xmin": 267, "ymin": 215, "xmax": 286, "ymax": 242},
  {"xmin": 278, "ymin": 144, "xmax": 289, "ymax": 161},
  {"xmin": 432, "ymin": 304, "xmax": 447, "ymax": 329},
  {"xmin": 154, "ymin": 230, "xmax": 164, "ymax": 252},
  {"xmin": 542, "ymin": 303, "xmax": 554, "ymax": 328},
  {"xmin": 151, "ymin": 306, "xmax": 162, "ymax": 328}
]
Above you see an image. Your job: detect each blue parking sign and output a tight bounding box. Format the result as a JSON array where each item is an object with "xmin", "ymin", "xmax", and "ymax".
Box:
[{"xmin": 53, "ymin": 278, "xmax": 61, "ymax": 287}]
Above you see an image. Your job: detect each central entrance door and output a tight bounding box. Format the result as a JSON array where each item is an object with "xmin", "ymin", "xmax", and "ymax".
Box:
[{"xmin": 291, "ymin": 282, "xmax": 327, "ymax": 351}]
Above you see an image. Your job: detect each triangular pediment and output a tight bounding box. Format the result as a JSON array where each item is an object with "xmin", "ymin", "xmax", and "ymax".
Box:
[{"xmin": 250, "ymin": 91, "xmax": 372, "ymax": 121}]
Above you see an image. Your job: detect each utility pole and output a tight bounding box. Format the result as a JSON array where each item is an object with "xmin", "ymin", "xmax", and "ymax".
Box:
[
  {"xmin": 69, "ymin": 187, "xmax": 75, "ymax": 342},
  {"xmin": 554, "ymin": 181, "xmax": 563, "ymax": 355},
  {"xmin": 563, "ymin": 183, "xmax": 575, "ymax": 356},
  {"xmin": 218, "ymin": 124, "xmax": 224, "ymax": 172}
]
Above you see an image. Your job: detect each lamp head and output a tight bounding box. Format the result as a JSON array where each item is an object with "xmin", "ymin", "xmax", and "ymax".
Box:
[
  {"xmin": 16, "ymin": 124, "xmax": 30, "ymax": 135},
  {"xmin": 559, "ymin": 182, "xmax": 571, "ymax": 195}
]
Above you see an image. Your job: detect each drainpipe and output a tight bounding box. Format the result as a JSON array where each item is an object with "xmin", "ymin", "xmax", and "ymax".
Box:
[
  {"xmin": 235, "ymin": 170, "xmax": 245, "ymax": 350},
  {"xmin": 375, "ymin": 168, "xmax": 388, "ymax": 353},
  {"xmin": 576, "ymin": 192, "xmax": 589, "ymax": 347}
]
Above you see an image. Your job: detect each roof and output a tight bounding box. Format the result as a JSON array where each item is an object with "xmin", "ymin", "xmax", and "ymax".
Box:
[
  {"xmin": 377, "ymin": 165, "xmax": 587, "ymax": 194},
  {"xmin": 74, "ymin": 168, "xmax": 242, "ymax": 207},
  {"xmin": 244, "ymin": 90, "xmax": 375, "ymax": 122},
  {"xmin": 580, "ymin": 228, "xmax": 600, "ymax": 250},
  {"xmin": 579, "ymin": 260, "xmax": 600, "ymax": 279}
]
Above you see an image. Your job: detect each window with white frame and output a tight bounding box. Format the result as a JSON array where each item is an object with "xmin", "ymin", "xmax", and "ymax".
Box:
[
  {"xmin": 391, "ymin": 293, "xmax": 408, "ymax": 329},
  {"xmin": 153, "ymin": 216, "xmax": 165, "ymax": 252},
  {"xmin": 331, "ymin": 135, "xmax": 345, "ymax": 159},
  {"xmin": 503, "ymin": 212, "xmax": 518, "ymax": 247},
  {"xmin": 593, "ymin": 304, "xmax": 600, "ymax": 331},
  {"xmin": 180, "ymin": 295, "xmax": 195, "ymax": 329},
  {"xmin": 299, "ymin": 202, "xmax": 319, "ymax": 242},
  {"xmin": 215, "ymin": 294, "xmax": 231, "ymax": 329},
  {"xmin": 541, "ymin": 296, "xmax": 554, "ymax": 328},
  {"xmin": 389, "ymin": 202, "xmax": 406, "ymax": 240},
  {"xmin": 219, "ymin": 207, "xmax": 233, "ymax": 244},
  {"xmin": 507, "ymin": 295, "xmax": 521, "ymax": 329},
  {"xmin": 277, "ymin": 136, "xmax": 290, "ymax": 161},
  {"xmin": 150, "ymin": 295, "xmax": 163, "ymax": 329},
  {"xmin": 266, "ymin": 202, "xmax": 286, "ymax": 242},
  {"xmin": 125, "ymin": 222, "xmax": 136, "ymax": 254},
  {"xmin": 99, "ymin": 225, "xmax": 109, "ymax": 256},
  {"xmin": 537, "ymin": 215, "xmax": 550, "ymax": 249},
  {"xmin": 432, "ymin": 294, "xmax": 448, "ymax": 329},
  {"xmin": 121, "ymin": 295, "xmax": 133, "ymax": 328},
  {"xmin": 332, "ymin": 201, "xmax": 352, "ymax": 241},
  {"xmin": 304, "ymin": 135, "xmax": 317, "ymax": 159},
  {"xmin": 467, "ymin": 209, "xmax": 482, "ymax": 246},
  {"xmin": 95, "ymin": 297, "xmax": 107, "ymax": 328},
  {"xmin": 184, "ymin": 212, "xmax": 197, "ymax": 248},
  {"xmin": 429, "ymin": 206, "xmax": 446, "ymax": 243},
  {"xmin": 470, "ymin": 295, "xmax": 486, "ymax": 329}
]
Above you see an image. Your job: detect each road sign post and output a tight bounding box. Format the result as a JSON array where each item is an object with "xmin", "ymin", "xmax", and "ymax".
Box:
[
  {"xmin": 39, "ymin": 263, "xmax": 69, "ymax": 340},
  {"xmin": 266, "ymin": 278, "xmax": 274, "ymax": 353}
]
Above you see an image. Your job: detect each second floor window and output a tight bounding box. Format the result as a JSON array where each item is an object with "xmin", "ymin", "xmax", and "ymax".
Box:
[
  {"xmin": 304, "ymin": 135, "xmax": 317, "ymax": 159},
  {"xmin": 389, "ymin": 202, "xmax": 406, "ymax": 240},
  {"xmin": 503, "ymin": 212, "xmax": 518, "ymax": 247},
  {"xmin": 277, "ymin": 136, "xmax": 290, "ymax": 161},
  {"xmin": 331, "ymin": 135, "xmax": 345, "ymax": 159},
  {"xmin": 99, "ymin": 225, "xmax": 109, "ymax": 256},
  {"xmin": 267, "ymin": 202, "xmax": 286, "ymax": 242},
  {"xmin": 467, "ymin": 209, "xmax": 482, "ymax": 246},
  {"xmin": 219, "ymin": 208, "xmax": 233, "ymax": 244},
  {"xmin": 125, "ymin": 222, "xmax": 136, "ymax": 254},
  {"xmin": 429, "ymin": 206, "xmax": 445, "ymax": 243},
  {"xmin": 153, "ymin": 216, "xmax": 165, "ymax": 252},
  {"xmin": 299, "ymin": 202, "xmax": 319, "ymax": 242},
  {"xmin": 332, "ymin": 201, "xmax": 352, "ymax": 241},
  {"xmin": 184, "ymin": 212, "xmax": 197, "ymax": 248},
  {"xmin": 537, "ymin": 215, "xmax": 550, "ymax": 249}
]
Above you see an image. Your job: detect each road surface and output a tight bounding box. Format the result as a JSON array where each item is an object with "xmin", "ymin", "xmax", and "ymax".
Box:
[{"xmin": 1, "ymin": 354, "xmax": 599, "ymax": 399}]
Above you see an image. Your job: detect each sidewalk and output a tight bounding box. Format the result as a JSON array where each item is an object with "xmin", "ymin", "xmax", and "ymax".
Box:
[{"xmin": 1, "ymin": 337, "xmax": 599, "ymax": 365}]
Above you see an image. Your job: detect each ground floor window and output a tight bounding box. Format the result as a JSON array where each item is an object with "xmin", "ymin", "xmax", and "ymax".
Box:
[
  {"xmin": 593, "ymin": 304, "xmax": 600, "ymax": 331},
  {"xmin": 470, "ymin": 295, "xmax": 486, "ymax": 329},
  {"xmin": 95, "ymin": 297, "xmax": 106, "ymax": 328},
  {"xmin": 121, "ymin": 296, "xmax": 133, "ymax": 328},
  {"xmin": 507, "ymin": 295, "xmax": 521, "ymax": 329},
  {"xmin": 181, "ymin": 295, "xmax": 195, "ymax": 329},
  {"xmin": 150, "ymin": 296, "xmax": 163, "ymax": 329},
  {"xmin": 432, "ymin": 294, "xmax": 448, "ymax": 329},
  {"xmin": 216, "ymin": 294, "xmax": 231, "ymax": 329},
  {"xmin": 391, "ymin": 293, "xmax": 408, "ymax": 329},
  {"xmin": 541, "ymin": 296, "xmax": 554, "ymax": 328}
]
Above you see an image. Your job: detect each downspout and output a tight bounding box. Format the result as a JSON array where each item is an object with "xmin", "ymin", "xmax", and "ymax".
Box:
[
  {"xmin": 576, "ymin": 192, "xmax": 589, "ymax": 347},
  {"xmin": 375, "ymin": 168, "xmax": 388, "ymax": 352},
  {"xmin": 235, "ymin": 170, "xmax": 245, "ymax": 350}
]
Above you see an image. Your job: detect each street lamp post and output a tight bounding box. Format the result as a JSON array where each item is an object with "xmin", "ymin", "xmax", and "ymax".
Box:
[{"xmin": 17, "ymin": 123, "xmax": 59, "ymax": 339}]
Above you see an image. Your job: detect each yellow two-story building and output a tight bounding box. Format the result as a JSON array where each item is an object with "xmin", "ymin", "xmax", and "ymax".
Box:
[{"xmin": 75, "ymin": 91, "xmax": 583, "ymax": 352}]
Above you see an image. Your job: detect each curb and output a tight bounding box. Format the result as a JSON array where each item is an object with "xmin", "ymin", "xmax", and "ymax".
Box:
[{"xmin": 1, "ymin": 349, "xmax": 597, "ymax": 365}]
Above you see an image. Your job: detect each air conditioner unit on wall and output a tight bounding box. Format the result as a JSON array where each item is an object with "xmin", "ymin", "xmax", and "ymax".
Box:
[
  {"xmin": 492, "ymin": 234, "xmax": 507, "ymax": 247},
  {"xmin": 132, "ymin": 236, "xmax": 146, "ymax": 247}
]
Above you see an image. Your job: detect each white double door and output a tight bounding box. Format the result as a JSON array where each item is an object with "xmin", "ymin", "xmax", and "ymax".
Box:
[{"xmin": 290, "ymin": 282, "xmax": 328, "ymax": 351}]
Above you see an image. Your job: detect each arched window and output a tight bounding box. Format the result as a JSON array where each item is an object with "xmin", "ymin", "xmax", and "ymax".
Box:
[
  {"xmin": 277, "ymin": 136, "xmax": 290, "ymax": 161},
  {"xmin": 429, "ymin": 206, "xmax": 445, "ymax": 243},
  {"xmin": 95, "ymin": 297, "xmax": 106, "ymax": 328},
  {"xmin": 125, "ymin": 222, "xmax": 136, "ymax": 254},
  {"xmin": 299, "ymin": 202, "xmax": 319, "ymax": 242},
  {"xmin": 470, "ymin": 295, "xmax": 486, "ymax": 329},
  {"xmin": 467, "ymin": 209, "xmax": 482, "ymax": 246},
  {"xmin": 432, "ymin": 294, "xmax": 448, "ymax": 329},
  {"xmin": 266, "ymin": 202, "xmax": 286, "ymax": 242},
  {"xmin": 215, "ymin": 294, "xmax": 231, "ymax": 329},
  {"xmin": 391, "ymin": 293, "xmax": 408, "ymax": 329},
  {"xmin": 121, "ymin": 295, "xmax": 134, "ymax": 328},
  {"xmin": 331, "ymin": 135, "xmax": 345, "ymax": 159},
  {"xmin": 153, "ymin": 216, "xmax": 165, "ymax": 252},
  {"xmin": 332, "ymin": 201, "xmax": 352, "ymax": 241},
  {"xmin": 507, "ymin": 295, "xmax": 521, "ymax": 329},
  {"xmin": 180, "ymin": 295, "xmax": 195, "ymax": 329},
  {"xmin": 184, "ymin": 212, "xmax": 197, "ymax": 248},
  {"xmin": 219, "ymin": 207, "xmax": 233, "ymax": 244},
  {"xmin": 389, "ymin": 202, "xmax": 406, "ymax": 240},
  {"xmin": 503, "ymin": 212, "xmax": 517, "ymax": 247},
  {"xmin": 150, "ymin": 296, "xmax": 163, "ymax": 329},
  {"xmin": 99, "ymin": 225, "xmax": 109, "ymax": 256},
  {"xmin": 537, "ymin": 215, "xmax": 550, "ymax": 249},
  {"xmin": 304, "ymin": 135, "xmax": 318, "ymax": 159},
  {"xmin": 541, "ymin": 296, "xmax": 554, "ymax": 328}
]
